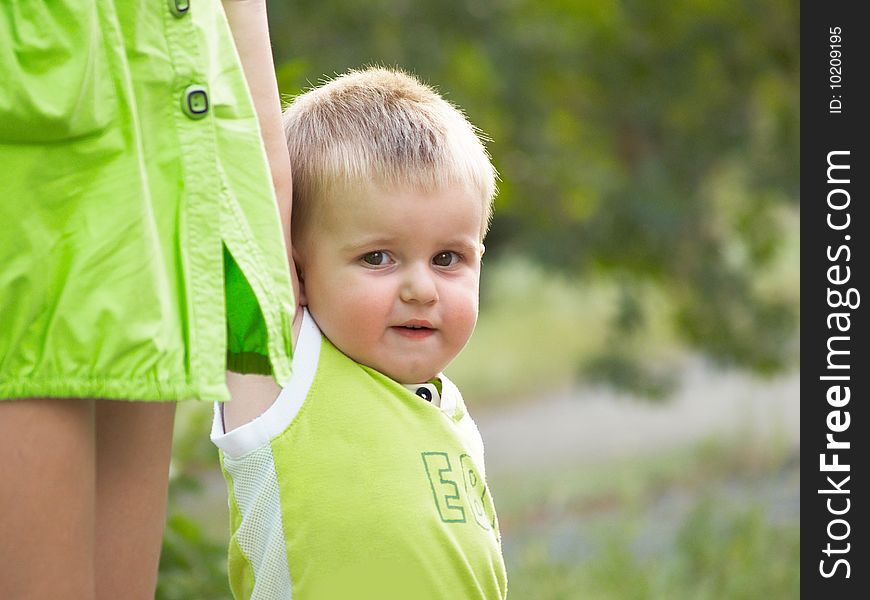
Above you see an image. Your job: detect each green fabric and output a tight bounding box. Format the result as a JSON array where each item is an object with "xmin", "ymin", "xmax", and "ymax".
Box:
[
  {"xmin": 223, "ymin": 332, "xmax": 507, "ymax": 599},
  {"xmin": 0, "ymin": 0, "xmax": 294, "ymax": 401}
]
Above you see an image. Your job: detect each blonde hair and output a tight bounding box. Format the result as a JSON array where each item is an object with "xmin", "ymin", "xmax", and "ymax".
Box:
[{"xmin": 282, "ymin": 67, "xmax": 497, "ymax": 239}]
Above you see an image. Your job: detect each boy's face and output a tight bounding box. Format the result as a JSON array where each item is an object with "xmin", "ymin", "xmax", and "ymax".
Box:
[{"xmin": 294, "ymin": 184, "xmax": 484, "ymax": 384}]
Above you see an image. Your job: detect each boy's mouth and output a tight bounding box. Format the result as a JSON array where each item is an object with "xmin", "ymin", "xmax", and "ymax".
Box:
[{"xmin": 392, "ymin": 321, "xmax": 435, "ymax": 338}]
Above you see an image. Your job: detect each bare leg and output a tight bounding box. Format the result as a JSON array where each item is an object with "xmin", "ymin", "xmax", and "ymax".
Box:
[
  {"xmin": 95, "ymin": 400, "xmax": 176, "ymax": 600},
  {"xmin": 0, "ymin": 398, "xmax": 97, "ymax": 599}
]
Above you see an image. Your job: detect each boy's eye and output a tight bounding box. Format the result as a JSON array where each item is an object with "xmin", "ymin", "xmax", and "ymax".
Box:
[
  {"xmin": 432, "ymin": 251, "xmax": 460, "ymax": 267},
  {"xmin": 361, "ymin": 251, "xmax": 392, "ymax": 266}
]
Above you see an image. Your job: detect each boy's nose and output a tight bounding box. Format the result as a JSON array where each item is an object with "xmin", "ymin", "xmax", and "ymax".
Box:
[{"xmin": 399, "ymin": 264, "xmax": 438, "ymax": 304}]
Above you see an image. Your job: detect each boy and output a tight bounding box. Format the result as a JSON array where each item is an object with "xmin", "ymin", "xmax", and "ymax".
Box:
[{"xmin": 211, "ymin": 67, "xmax": 507, "ymax": 599}]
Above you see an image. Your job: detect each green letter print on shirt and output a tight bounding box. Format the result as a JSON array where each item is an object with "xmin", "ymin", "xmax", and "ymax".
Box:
[
  {"xmin": 460, "ymin": 454, "xmax": 496, "ymax": 532},
  {"xmin": 422, "ymin": 452, "xmax": 466, "ymax": 523},
  {"xmin": 422, "ymin": 451, "xmax": 498, "ymax": 532}
]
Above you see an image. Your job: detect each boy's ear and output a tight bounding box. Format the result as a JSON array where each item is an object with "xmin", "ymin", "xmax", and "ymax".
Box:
[{"xmin": 292, "ymin": 246, "xmax": 308, "ymax": 306}]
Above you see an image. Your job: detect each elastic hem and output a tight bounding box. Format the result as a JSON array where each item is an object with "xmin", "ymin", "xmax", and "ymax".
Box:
[
  {"xmin": 227, "ymin": 351, "xmax": 272, "ymax": 376},
  {"xmin": 0, "ymin": 377, "xmax": 230, "ymax": 403}
]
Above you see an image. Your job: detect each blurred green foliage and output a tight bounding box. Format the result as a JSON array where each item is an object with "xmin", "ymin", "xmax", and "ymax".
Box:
[
  {"xmin": 448, "ymin": 257, "xmax": 689, "ymax": 403},
  {"xmin": 268, "ymin": 0, "xmax": 799, "ymax": 374}
]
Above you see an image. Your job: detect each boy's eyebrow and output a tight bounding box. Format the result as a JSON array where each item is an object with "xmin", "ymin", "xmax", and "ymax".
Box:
[
  {"xmin": 340, "ymin": 236, "xmax": 401, "ymax": 254},
  {"xmin": 341, "ymin": 236, "xmax": 481, "ymax": 254},
  {"xmin": 442, "ymin": 238, "xmax": 483, "ymax": 253}
]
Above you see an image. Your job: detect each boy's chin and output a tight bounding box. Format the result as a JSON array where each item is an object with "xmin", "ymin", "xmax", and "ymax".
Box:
[
  {"xmin": 375, "ymin": 362, "xmax": 442, "ymax": 386},
  {"xmin": 349, "ymin": 347, "xmax": 454, "ymax": 385},
  {"xmin": 389, "ymin": 369, "xmax": 440, "ymax": 386}
]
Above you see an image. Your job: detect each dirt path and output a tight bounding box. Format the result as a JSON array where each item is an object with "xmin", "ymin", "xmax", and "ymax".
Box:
[{"xmin": 473, "ymin": 358, "xmax": 800, "ymax": 475}]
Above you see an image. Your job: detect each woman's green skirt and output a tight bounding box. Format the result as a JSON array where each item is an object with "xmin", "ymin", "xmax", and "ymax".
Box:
[{"xmin": 0, "ymin": 0, "xmax": 295, "ymax": 402}]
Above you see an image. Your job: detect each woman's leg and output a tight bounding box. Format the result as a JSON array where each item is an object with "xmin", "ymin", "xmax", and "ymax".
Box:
[
  {"xmin": 95, "ymin": 400, "xmax": 176, "ymax": 600},
  {"xmin": 0, "ymin": 398, "xmax": 97, "ymax": 599}
]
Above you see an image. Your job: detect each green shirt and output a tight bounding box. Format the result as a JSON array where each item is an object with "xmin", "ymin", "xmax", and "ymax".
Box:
[{"xmin": 213, "ymin": 310, "xmax": 508, "ymax": 599}]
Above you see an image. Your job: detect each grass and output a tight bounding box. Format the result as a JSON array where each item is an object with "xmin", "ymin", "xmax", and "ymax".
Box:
[
  {"xmin": 496, "ymin": 437, "xmax": 800, "ymax": 599},
  {"xmin": 506, "ymin": 503, "xmax": 799, "ymax": 600}
]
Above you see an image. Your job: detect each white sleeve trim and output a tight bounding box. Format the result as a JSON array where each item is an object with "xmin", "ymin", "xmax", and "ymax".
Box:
[{"xmin": 212, "ymin": 309, "xmax": 322, "ymax": 458}]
